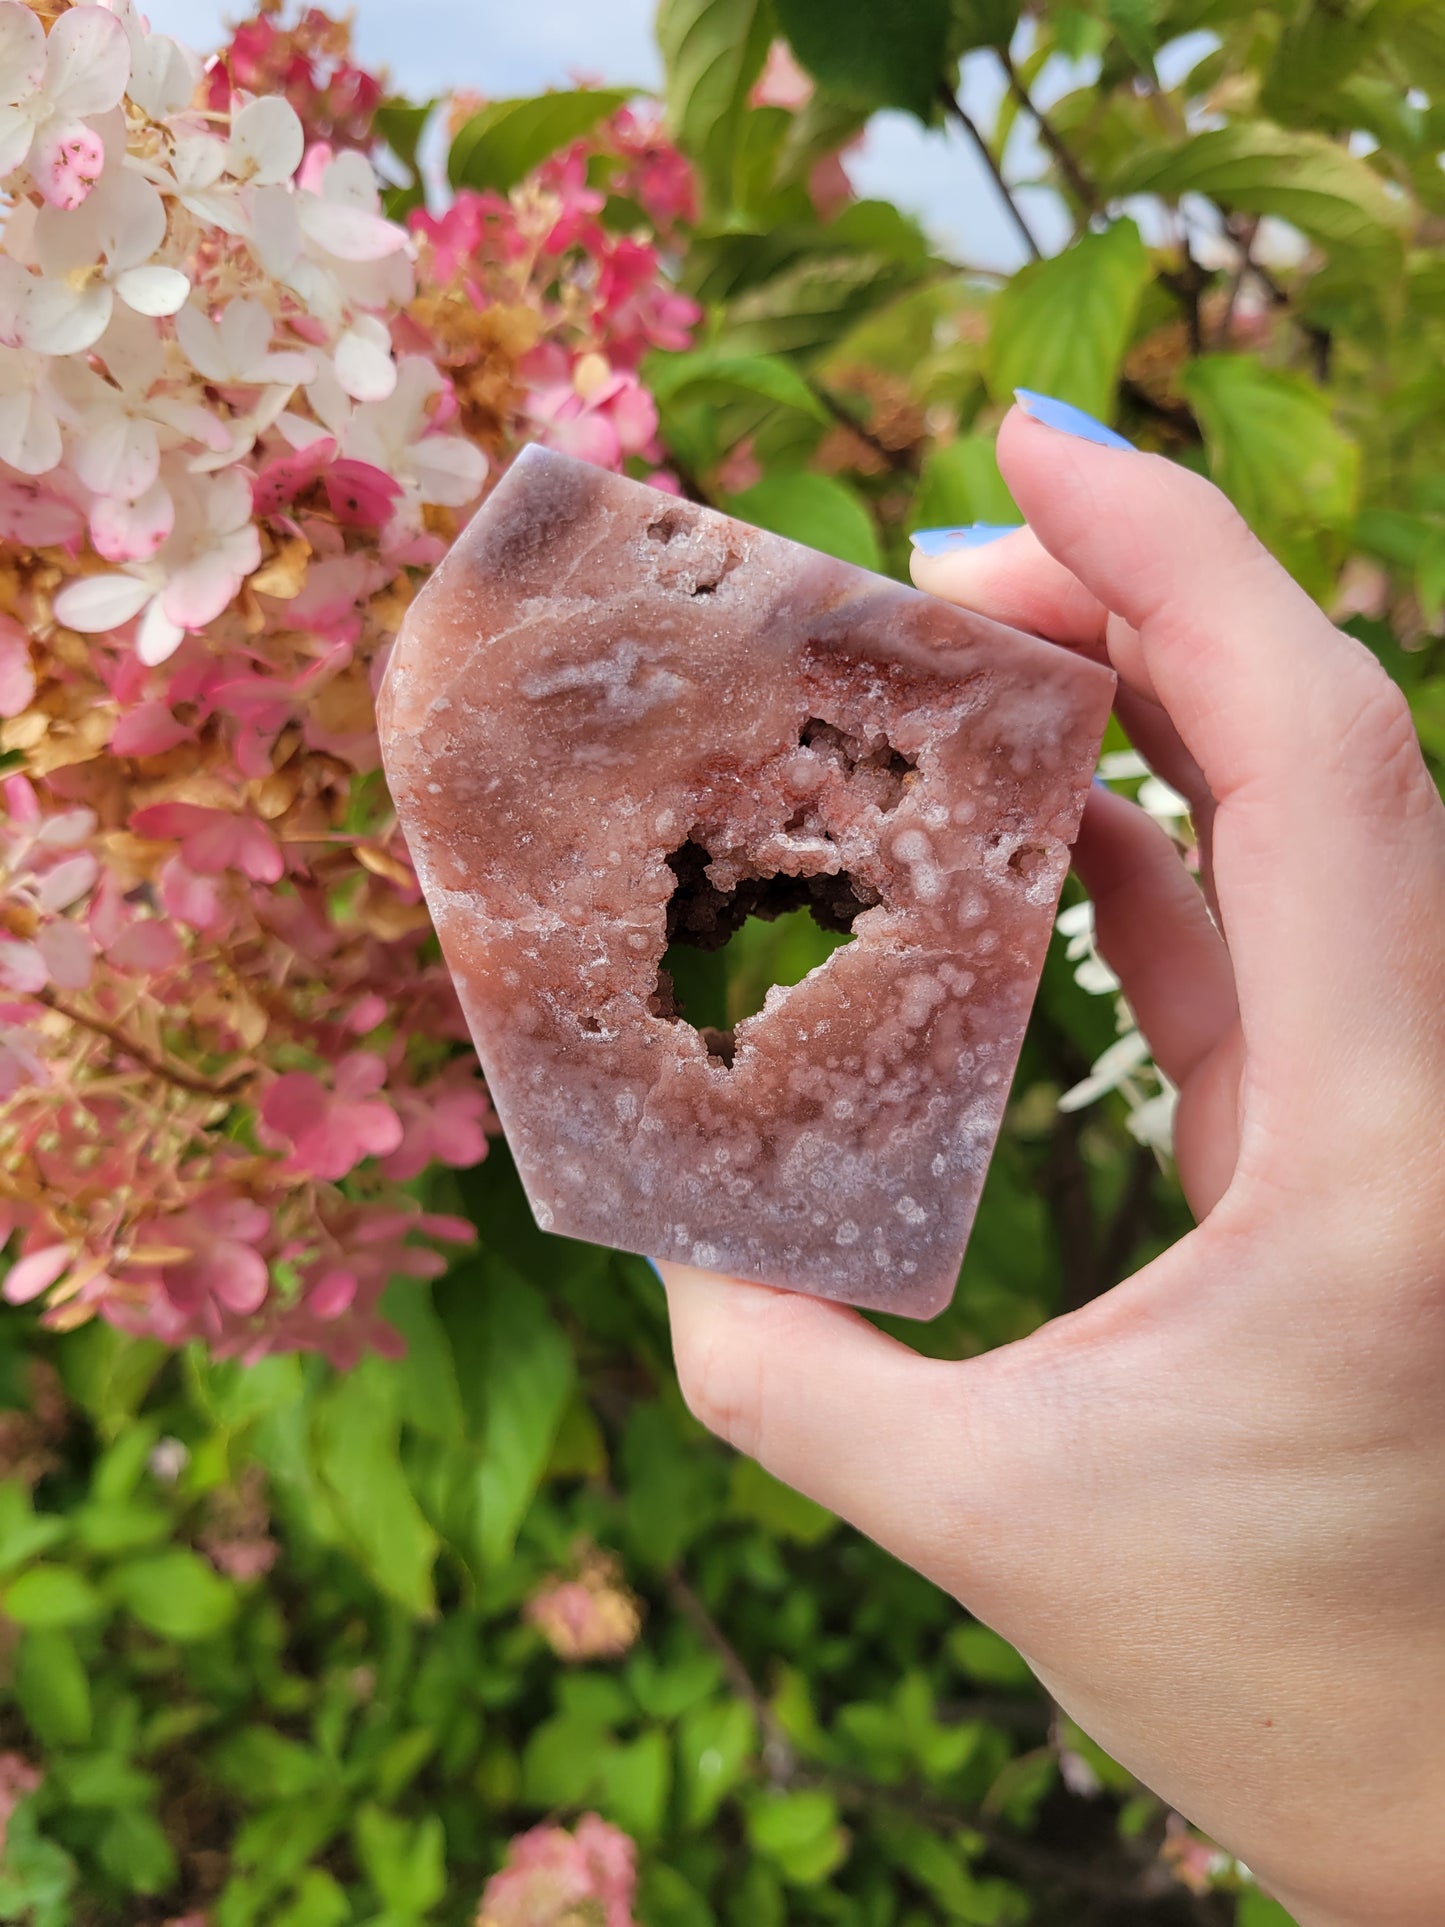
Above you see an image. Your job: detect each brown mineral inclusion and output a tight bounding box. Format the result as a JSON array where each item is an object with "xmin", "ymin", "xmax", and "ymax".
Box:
[{"xmin": 380, "ymin": 446, "xmax": 1115, "ymax": 1317}]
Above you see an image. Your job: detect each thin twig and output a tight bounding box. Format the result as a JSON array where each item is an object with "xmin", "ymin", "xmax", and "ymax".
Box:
[
  {"xmin": 996, "ymin": 48, "xmax": 1102, "ymax": 217},
  {"xmin": 39, "ymin": 990, "xmax": 248, "ymax": 1101},
  {"xmin": 936, "ymin": 79, "xmax": 1043, "ymax": 262},
  {"xmin": 664, "ymin": 1568, "xmax": 796, "ymax": 1782}
]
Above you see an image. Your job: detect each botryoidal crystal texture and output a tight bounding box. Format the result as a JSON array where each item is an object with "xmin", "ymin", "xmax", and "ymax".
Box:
[{"xmin": 381, "ymin": 446, "xmax": 1115, "ymax": 1317}]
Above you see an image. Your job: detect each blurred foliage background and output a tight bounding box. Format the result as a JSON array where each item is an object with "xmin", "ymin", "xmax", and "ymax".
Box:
[{"xmin": 5, "ymin": 0, "xmax": 1445, "ymax": 1921}]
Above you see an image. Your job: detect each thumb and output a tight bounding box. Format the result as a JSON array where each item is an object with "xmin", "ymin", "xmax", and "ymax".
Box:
[{"xmin": 660, "ymin": 1261, "xmax": 1007, "ymax": 1579}]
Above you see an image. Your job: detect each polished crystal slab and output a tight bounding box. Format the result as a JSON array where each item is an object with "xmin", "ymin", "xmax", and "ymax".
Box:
[{"xmin": 381, "ymin": 447, "xmax": 1114, "ymax": 1316}]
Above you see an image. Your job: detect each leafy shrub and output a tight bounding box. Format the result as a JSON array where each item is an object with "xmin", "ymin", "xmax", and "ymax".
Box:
[{"xmin": 2, "ymin": 0, "xmax": 1443, "ymax": 1922}]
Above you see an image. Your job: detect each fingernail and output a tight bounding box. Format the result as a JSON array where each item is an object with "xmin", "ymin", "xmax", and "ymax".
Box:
[
  {"xmin": 1014, "ymin": 389, "xmax": 1133, "ymax": 452},
  {"xmin": 1092, "ymin": 774, "xmax": 1111, "ymax": 790},
  {"xmin": 909, "ymin": 522, "xmax": 1022, "ymax": 556}
]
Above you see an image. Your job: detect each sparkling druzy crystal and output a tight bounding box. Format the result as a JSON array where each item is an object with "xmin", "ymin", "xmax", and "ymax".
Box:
[{"xmin": 380, "ymin": 446, "xmax": 1115, "ymax": 1317}]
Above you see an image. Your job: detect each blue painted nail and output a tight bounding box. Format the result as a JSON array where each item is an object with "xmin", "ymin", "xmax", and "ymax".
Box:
[
  {"xmin": 1014, "ymin": 389, "xmax": 1133, "ymax": 452},
  {"xmin": 641, "ymin": 1257, "xmax": 665, "ymax": 1287},
  {"xmin": 909, "ymin": 522, "xmax": 1022, "ymax": 556}
]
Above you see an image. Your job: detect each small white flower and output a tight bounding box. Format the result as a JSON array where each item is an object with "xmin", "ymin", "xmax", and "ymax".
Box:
[
  {"xmin": 54, "ymin": 466, "xmax": 259, "ymax": 665},
  {"xmin": 1058, "ymin": 1028, "xmax": 1154, "ymax": 1112},
  {"xmin": 13, "ymin": 166, "xmax": 189, "ymax": 355},
  {"xmin": 0, "ymin": 1, "xmax": 130, "ymax": 209},
  {"xmin": 174, "ymin": 296, "xmax": 316, "ymax": 388},
  {"xmin": 225, "ymin": 95, "xmax": 304, "ymax": 187}
]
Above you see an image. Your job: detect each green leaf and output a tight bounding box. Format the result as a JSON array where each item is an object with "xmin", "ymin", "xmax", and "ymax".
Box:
[
  {"xmin": 650, "ymin": 349, "xmax": 830, "ymax": 423},
  {"xmin": 598, "ymin": 1728, "xmax": 673, "ymax": 1839},
  {"xmin": 0, "ymin": 1800, "xmax": 77, "ymax": 1927},
  {"xmin": 745, "ymin": 1787, "xmax": 850, "ymax": 1885},
  {"xmin": 986, "ymin": 219, "xmax": 1151, "ymax": 421},
  {"xmin": 273, "ymin": 1869, "xmax": 351, "ymax": 1927},
  {"xmin": 658, "ymin": 0, "xmax": 775, "ymax": 212},
  {"xmin": 353, "ymin": 1804, "xmax": 446, "ymax": 1917},
  {"xmin": 620, "ymin": 1404, "xmax": 724, "ymax": 1568},
  {"xmin": 1180, "ymin": 356, "xmax": 1359, "ymax": 597},
  {"xmin": 448, "ymin": 89, "xmax": 630, "ymax": 193},
  {"xmin": 1237, "ymin": 1895, "xmax": 1300, "ymax": 1927},
  {"xmin": 729, "ymin": 471, "xmax": 881, "ymax": 569},
  {"xmin": 728, "ymin": 1458, "xmax": 837, "ymax": 1545},
  {"xmin": 774, "ymin": 0, "xmax": 952, "ymax": 117},
  {"xmin": 374, "ymin": 98, "xmax": 434, "ymax": 177},
  {"xmin": 947, "ymin": 1622, "xmax": 1035, "ymax": 1689},
  {"xmin": 15, "ymin": 1628, "xmax": 92, "ymax": 1747},
  {"xmin": 909, "ymin": 434, "xmax": 1018, "ymax": 532},
  {"xmin": 313, "ymin": 1358, "xmax": 439, "ymax": 1614},
  {"xmin": 110, "ymin": 1549, "xmax": 236, "ymax": 1641},
  {"xmin": 56, "ymin": 1322, "xmax": 165, "ymax": 1439},
  {"xmin": 97, "ymin": 1807, "xmax": 177, "ymax": 1896},
  {"xmin": 3, "ymin": 1562, "xmax": 104, "ymax": 1628},
  {"xmin": 0, "ymin": 1481, "xmax": 68, "ymax": 1575},
  {"xmin": 383, "ymin": 1283, "xmax": 465, "ymax": 1442},
  {"xmin": 1106, "ymin": 123, "xmax": 1407, "ymax": 251},
  {"xmin": 678, "ymin": 1697, "xmax": 758, "ymax": 1825},
  {"xmin": 214, "ymin": 1727, "xmax": 330, "ymax": 1802},
  {"xmin": 464, "ymin": 1264, "xmax": 574, "ymax": 1567}
]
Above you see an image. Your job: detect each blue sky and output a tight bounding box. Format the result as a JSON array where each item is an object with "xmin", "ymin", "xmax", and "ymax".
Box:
[{"xmin": 141, "ymin": 0, "xmax": 1071, "ymax": 270}]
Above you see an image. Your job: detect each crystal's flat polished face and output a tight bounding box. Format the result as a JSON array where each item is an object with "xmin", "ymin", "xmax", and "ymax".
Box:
[{"xmin": 380, "ymin": 447, "xmax": 1114, "ymax": 1317}]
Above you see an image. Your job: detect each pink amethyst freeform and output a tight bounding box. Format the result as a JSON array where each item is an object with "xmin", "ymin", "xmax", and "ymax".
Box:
[{"xmin": 380, "ymin": 446, "xmax": 1115, "ymax": 1318}]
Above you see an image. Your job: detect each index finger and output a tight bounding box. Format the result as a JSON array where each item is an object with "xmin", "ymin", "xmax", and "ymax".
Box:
[{"xmin": 994, "ymin": 406, "xmax": 1445, "ymax": 1082}]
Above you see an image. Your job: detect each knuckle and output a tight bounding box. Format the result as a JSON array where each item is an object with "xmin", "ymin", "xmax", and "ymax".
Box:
[
  {"xmin": 670, "ymin": 1284, "xmax": 796, "ymax": 1462},
  {"xmin": 1331, "ymin": 665, "xmax": 1436, "ymax": 821}
]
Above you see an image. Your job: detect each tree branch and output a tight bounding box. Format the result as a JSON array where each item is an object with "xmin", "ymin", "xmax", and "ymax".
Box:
[
  {"xmin": 664, "ymin": 1568, "xmax": 797, "ymax": 1782},
  {"xmin": 40, "ymin": 991, "xmax": 249, "ymax": 1102},
  {"xmin": 936, "ymin": 79, "xmax": 1042, "ymax": 263},
  {"xmin": 995, "ymin": 48, "xmax": 1102, "ymax": 218}
]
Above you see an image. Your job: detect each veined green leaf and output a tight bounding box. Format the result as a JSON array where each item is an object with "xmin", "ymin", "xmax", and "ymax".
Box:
[
  {"xmin": 1107, "ymin": 123, "xmax": 1406, "ymax": 250},
  {"xmin": 448, "ymin": 88, "xmax": 631, "ymax": 193},
  {"xmin": 729, "ymin": 471, "xmax": 881, "ymax": 569},
  {"xmin": 774, "ymin": 0, "xmax": 952, "ymax": 117},
  {"xmin": 650, "ymin": 347, "xmax": 830, "ymax": 421},
  {"xmin": 986, "ymin": 219, "xmax": 1152, "ymax": 421},
  {"xmin": 313, "ymin": 1359, "xmax": 439, "ymax": 1616},
  {"xmin": 1181, "ymin": 355, "xmax": 1359, "ymax": 598},
  {"xmin": 658, "ymin": 0, "xmax": 775, "ymax": 212}
]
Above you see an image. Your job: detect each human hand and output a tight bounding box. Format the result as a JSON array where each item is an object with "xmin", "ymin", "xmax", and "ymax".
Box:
[{"xmin": 659, "ymin": 398, "xmax": 1445, "ymax": 1927}]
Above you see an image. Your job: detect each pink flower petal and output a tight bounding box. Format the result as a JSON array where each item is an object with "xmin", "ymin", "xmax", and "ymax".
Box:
[
  {"xmin": 35, "ymin": 851, "xmax": 97, "ymax": 912},
  {"xmin": 251, "ymin": 436, "xmax": 336, "ymax": 515},
  {"xmin": 0, "ymin": 476, "xmax": 84, "ymax": 546},
  {"xmin": 36, "ymin": 919, "xmax": 91, "ymax": 990},
  {"xmin": 111, "ymin": 703, "xmax": 193, "ymax": 757},
  {"xmin": 90, "ymin": 480, "xmax": 174, "ymax": 563},
  {"xmin": 0, "ymin": 617, "xmax": 34, "ymax": 718},
  {"xmin": 324, "ymin": 459, "xmax": 402, "ymax": 527},
  {"xmin": 210, "ymin": 1241, "xmax": 269, "ymax": 1314},
  {"xmin": 4, "ymin": 1242, "xmax": 72, "ymax": 1304},
  {"xmin": 106, "ymin": 918, "xmax": 182, "ymax": 971},
  {"xmin": 159, "ymin": 854, "xmax": 223, "ymax": 929},
  {"xmin": 31, "ymin": 117, "xmax": 106, "ymax": 210},
  {"xmin": 0, "ymin": 939, "xmax": 46, "ymax": 995},
  {"xmin": 308, "ymin": 1268, "xmax": 356, "ymax": 1318}
]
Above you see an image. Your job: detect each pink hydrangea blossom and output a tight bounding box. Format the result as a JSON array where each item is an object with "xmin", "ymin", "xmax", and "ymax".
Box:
[
  {"xmin": 0, "ymin": 2, "xmax": 697, "ymax": 1365},
  {"xmin": 477, "ymin": 1816, "xmax": 638, "ymax": 1927}
]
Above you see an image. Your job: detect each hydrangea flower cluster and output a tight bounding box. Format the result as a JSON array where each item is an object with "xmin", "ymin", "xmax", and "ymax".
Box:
[
  {"xmin": 475, "ymin": 1813, "xmax": 637, "ymax": 1927},
  {"xmin": 0, "ymin": 0, "xmax": 697, "ymax": 1362}
]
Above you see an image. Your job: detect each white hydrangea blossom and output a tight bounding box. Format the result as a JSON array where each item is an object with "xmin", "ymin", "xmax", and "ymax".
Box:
[
  {"xmin": 0, "ymin": 0, "xmax": 487, "ymax": 667},
  {"xmin": 1055, "ymin": 752, "xmax": 1193, "ymax": 1155}
]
